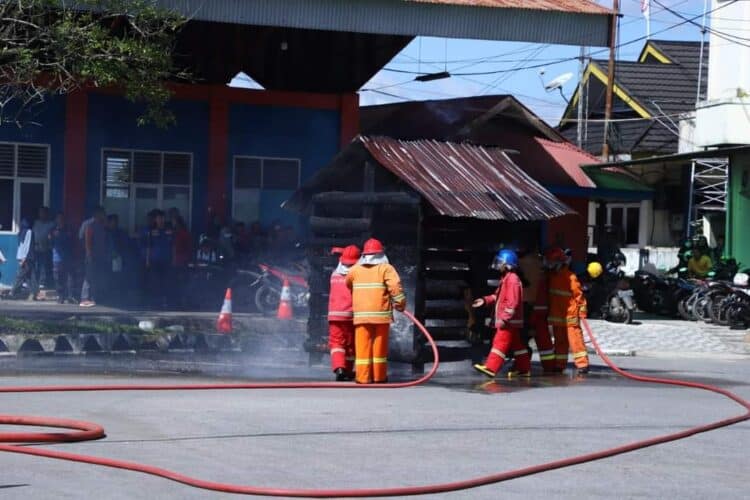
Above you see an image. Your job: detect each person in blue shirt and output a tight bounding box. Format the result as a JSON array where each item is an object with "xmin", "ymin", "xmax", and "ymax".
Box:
[
  {"xmin": 50, "ymin": 213, "xmax": 74, "ymax": 304},
  {"xmin": 143, "ymin": 209, "xmax": 174, "ymax": 308}
]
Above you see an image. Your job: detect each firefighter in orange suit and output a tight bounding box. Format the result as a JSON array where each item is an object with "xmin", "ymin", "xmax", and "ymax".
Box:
[
  {"xmin": 328, "ymin": 245, "xmax": 361, "ymax": 381},
  {"xmin": 346, "ymin": 238, "xmax": 406, "ymax": 384},
  {"xmin": 545, "ymin": 247, "xmax": 589, "ymax": 375},
  {"xmin": 473, "ymin": 249, "xmax": 530, "ymax": 378}
]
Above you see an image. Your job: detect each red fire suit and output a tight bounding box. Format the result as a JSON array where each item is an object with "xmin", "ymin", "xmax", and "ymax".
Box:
[
  {"xmin": 328, "ymin": 270, "xmax": 355, "ymax": 375},
  {"xmin": 481, "ymin": 271, "xmax": 529, "ymax": 374},
  {"xmin": 548, "ymin": 267, "xmax": 589, "ymax": 370},
  {"xmin": 530, "ymin": 276, "xmax": 557, "ymax": 371}
]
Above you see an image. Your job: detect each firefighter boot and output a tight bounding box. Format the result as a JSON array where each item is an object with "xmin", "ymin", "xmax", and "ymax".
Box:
[
  {"xmin": 473, "ymin": 364, "xmax": 497, "ymax": 378},
  {"xmin": 335, "ymin": 368, "xmax": 347, "ymax": 382}
]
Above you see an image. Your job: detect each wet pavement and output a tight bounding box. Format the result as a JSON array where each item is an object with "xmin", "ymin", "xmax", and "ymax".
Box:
[{"xmin": 1, "ymin": 355, "xmax": 749, "ymax": 499}]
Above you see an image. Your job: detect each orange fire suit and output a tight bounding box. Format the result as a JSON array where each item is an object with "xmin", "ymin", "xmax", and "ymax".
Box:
[
  {"xmin": 530, "ymin": 276, "xmax": 557, "ymax": 372},
  {"xmin": 346, "ymin": 263, "xmax": 406, "ymax": 384},
  {"xmin": 328, "ymin": 270, "xmax": 355, "ymax": 375},
  {"xmin": 481, "ymin": 271, "xmax": 528, "ymax": 374},
  {"xmin": 548, "ymin": 267, "xmax": 589, "ymax": 370}
]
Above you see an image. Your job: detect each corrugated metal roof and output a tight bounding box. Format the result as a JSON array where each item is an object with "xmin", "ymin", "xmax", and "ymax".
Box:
[
  {"xmin": 534, "ymin": 138, "xmax": 597, "ymax": 188},
  {"xmin": 409, "ymin": 0, "xmax": 609, "ymax": 14},
  {"xmin": 361, "ymin": 136, "xmax": 573, "ymax": 221},
  {"xmin": 156, "ymin": 0, "xmax": 611, "ymax": 46}
]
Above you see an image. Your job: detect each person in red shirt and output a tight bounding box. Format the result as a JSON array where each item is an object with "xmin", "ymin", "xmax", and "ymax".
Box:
[
  {"xmin": 473, "ymin": 249, "xmax": 529, "ymax": 378},
  {"xmin": 328, "ymin": 245, "xmax": 361, "ymax": 381}
]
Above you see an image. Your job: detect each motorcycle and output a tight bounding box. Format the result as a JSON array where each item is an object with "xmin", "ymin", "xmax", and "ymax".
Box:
[
  {"xmin": 582, "ymin": 255, "xmax": 635, "ymax": 324},
  {"xmin": 183, "ymin": 235, "xmax": 233, "ymax": 310},
  {"xmin": 632, "ymin": 271, "xmax": 677, "ymax": 316},
  {"xmin": 251, "ymin": 261, "xmax": 310, "ymax": 316}
]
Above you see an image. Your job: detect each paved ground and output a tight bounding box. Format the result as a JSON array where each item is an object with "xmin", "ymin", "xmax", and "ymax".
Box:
[
  {"xmin": 1, "ymin": 355, "xmax": 749, "ymax": 500},
  {"xmin": 587, "ymin": 314, "xmax": 750, "ymax": 357}
]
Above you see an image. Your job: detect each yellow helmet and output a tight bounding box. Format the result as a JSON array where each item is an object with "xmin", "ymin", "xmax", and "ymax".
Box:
[{"xmin": 587, "ymin": 261, "xmax": 604, "ymax": 279}]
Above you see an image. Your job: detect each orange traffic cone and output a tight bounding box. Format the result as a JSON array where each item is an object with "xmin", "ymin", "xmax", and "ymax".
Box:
[
  {"xmin": 216, "ymin": 288, "xmax": 233, "ymax": 334},
  {"xmin": 277, "ymin": 279, "xmax": 293, "ymax": 320}
]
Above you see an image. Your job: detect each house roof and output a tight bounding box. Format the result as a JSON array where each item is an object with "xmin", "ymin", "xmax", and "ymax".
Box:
[
  {"xmin": 360, "ymin": 95, "xmax": 595, "ymax": 188},
  {"xmin": 285, "ymin": 136, "xmax": 574, "ymax": 221},
  {"xmin": 559, "ymin": 40, "xmax": 708, "ymax": 155}
]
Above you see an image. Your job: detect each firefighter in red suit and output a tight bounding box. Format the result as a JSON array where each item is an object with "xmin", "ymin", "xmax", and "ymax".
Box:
[
  {"xmin": 473, "ymin": 249, "xmax": 530, "ymax": 378},
  {"xmin": 328, "ymin": 245, "xmax": 361, "ymax": 381}
]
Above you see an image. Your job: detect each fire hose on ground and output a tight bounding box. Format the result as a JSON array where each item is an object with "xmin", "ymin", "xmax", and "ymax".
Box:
[{"xmin": 0, "ymin": 312, "xmax": 748, "ymax": 497}]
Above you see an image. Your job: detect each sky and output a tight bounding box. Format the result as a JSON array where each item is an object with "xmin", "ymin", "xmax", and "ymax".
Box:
[{"xmin": 357, "ymin": 0, "xmax": 712, "ymax": 125}]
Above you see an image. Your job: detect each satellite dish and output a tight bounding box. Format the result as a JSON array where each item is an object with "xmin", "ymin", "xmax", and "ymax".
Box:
[{"xmin": 544, "ymin": 72, "xmax": 573, "ymax": 91}]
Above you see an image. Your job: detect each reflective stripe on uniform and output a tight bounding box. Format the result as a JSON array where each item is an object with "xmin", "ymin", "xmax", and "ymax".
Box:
[
  {"xmin": 345, "ymin": 356, "xmax": 355, "ymax": 361},
  {"xmin": 539, "ymin": 349, "xmax": 555, "ymax": 360},
  {"xmin": 504, "ymin": 308, "xmax": 515, "ymax": 314},
  {"xmin": 550, "ymin": 289, "xmax": 572, "ymax": 297},
  {"xmin": 490, "ymin": 348, "xmax": 507, "ymax": 360},
  {"xmin": 328, "ymin": 311, "xmax": 353, "ymax": 317},
  {"xmin": 353, "ymin": 283, "xmax": 387, "ymax": 289},
  {"xmin": 373, "ymin": 357, "xmax": 387, "ymax": 364},
  {"xmin": 573, "ymin": 351, "xmax": 588, "ymax": 359},
  {"xmin": 391, "ymin": 293, "xmax": 406, "ymax": 302},
  {"xmin": 555, "ymin": 354, "xmax": 569, "ymax": 359},
  {"xmin": 353, "ymin": 311, "xmax": 392, "ymax": 317},
  {"xmin": 355, "ymin": 359, "xmax": 372, "ymax": 366},
  {"xmin": 513, "ymin": 349, "xmax": 528, "ymax": 357},
  {"xmin": 330, "ymin": 348, "xmax": 346, "ymax": 354}
]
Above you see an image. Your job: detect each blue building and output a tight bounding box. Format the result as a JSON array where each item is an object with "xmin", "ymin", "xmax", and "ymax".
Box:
[{"xmin": 0, "ymin": 0, "xmax": 612, "ymax": 285}]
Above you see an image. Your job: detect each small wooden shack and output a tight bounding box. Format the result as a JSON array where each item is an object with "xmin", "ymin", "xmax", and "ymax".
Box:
[{"xmin": 284, "ymin": 136, "xmax": 574, "ymax": 369}]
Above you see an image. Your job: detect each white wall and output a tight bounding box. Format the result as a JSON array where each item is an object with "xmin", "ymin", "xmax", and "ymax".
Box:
[
  {"xmin": 707, "ymin": 1, "xmax": 750, "ymax": 101},
  {"xmin": 695, "ymin": 1, "xmax": 750, "ymax": 147}
]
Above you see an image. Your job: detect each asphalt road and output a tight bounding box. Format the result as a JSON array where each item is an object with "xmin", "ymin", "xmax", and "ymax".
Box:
[{"xmin": 1, "ymin": 356, "xmax": 749, "ymax": 499}]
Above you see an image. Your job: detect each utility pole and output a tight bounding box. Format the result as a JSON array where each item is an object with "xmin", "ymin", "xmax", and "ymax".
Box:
[
  {"xmin": 602, "ymin": 0, "xmax": 619, "ymax": 160},
  {"xmin": 576, "ymin": 46, "xmax": 586, "ymax": 148}
]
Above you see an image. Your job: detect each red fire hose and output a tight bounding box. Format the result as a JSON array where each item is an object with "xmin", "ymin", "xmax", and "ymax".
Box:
[{"xmin": 1, "ymin": 314, "xmax": 748, "ymax": 497}]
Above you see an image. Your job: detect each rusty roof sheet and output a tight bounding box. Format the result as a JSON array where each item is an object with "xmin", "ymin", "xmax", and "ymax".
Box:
[
  {"xmin": 534, "ymin": 138, "xmax": 597, "ymax": 188},
  {"xmin": 361, "ymin": 136, "xmax": 573, "ymax": 221},
  {"xmin": 407, "ymin": 0, "xmax": 610, "ymax": 14}
]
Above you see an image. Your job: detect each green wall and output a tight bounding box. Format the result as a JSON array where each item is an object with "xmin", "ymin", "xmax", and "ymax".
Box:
[{"xmin": 728, "ymin": 152, "xmax": 750, "ymax": 267}]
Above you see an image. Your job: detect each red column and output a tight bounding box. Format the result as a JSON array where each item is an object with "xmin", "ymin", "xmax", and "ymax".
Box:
[
  {"xmin": 339, "ymin": 93, "xmax": 360, "ymax": 149},
  {"xmin": 207, "ymin": 90, "xmax": 229, "ymax": 223},
  {"xmin": 63, "ymin": 91, "xmax": 88, "ymax": 225}
]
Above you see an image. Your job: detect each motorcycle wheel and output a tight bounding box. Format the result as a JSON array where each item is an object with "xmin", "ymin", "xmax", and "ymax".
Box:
[
  {"xmin": 677, "ymin": 296, "xmax": 695, "ymax": 321},
  {"xmin": 254, "ymin": 284, "xmax": 281, "ymax": 317},
  {"xmin": 694, "ymin": 295, "xmax": 713, "ymax": 323},
  {"xmin": 605, "ymin": 297, "xmax": 631, "ymax": 324},
  {"xmin": 708, "ymin": 294, "xmax": 730, "ymax": 325}
]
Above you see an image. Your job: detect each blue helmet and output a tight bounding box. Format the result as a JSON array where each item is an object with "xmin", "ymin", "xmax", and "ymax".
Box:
[{"xmin": 494, "ymin": 249, "xmax": 519, "ymax": 269}]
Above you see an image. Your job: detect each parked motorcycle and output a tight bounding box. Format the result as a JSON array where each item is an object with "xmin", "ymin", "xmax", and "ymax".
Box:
[
  {"xmin": 632, "ymin": 271, "xmax": 678, "ymax": 316},
  {"xmin": 583, "ymin": 254, "xmax": 635, "ymax": 324},
  {"xmin": 251, "ymin": 261, "xmax": 310, "ymax": 316}
]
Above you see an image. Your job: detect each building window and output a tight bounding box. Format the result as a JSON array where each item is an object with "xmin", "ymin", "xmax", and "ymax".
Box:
[
  {"xmin": 232, "ymin": 156, "xmax": 300, "ymax": 223},
  {"xmin": 101, "ymin": 148, "xmax": 192, "ymax": 234},
  {"xmin": 0, "ymin": 142, "xmax": 50, "ymax": 234},
  {"xmin": 606, "ymin": 203, "xmax": 641, "ymax": 246}
]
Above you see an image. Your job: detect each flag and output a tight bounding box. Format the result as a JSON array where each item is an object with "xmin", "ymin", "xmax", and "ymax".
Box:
[{"xmin": 641, "ymin": 0, "xmax": 651, "ymax": 39}]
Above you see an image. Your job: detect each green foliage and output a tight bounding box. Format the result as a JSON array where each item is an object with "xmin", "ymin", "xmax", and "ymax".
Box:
[{"xmin": 0, "ymin": 0, "xmax": 189, "ymax": 127}]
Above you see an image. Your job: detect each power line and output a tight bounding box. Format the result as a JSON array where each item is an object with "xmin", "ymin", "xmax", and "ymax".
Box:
[{"xmin": 382, "ymin": 0, "xmax": 738, "ymax": 77}]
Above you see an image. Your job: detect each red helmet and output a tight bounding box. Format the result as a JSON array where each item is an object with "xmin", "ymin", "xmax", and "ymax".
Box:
[
  {"xmin": 544, "ymin": 247, "xmax": 566, "ymax": 263},
  {"xmin": 340, "ymin": 245, "xmax": 361, "ymax": 265},
  {"xmin": 363, "ymin": 238, "xmax": 384, "ymax": 255}
]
